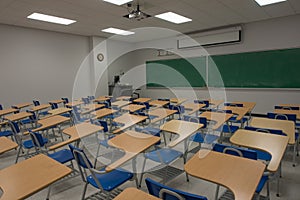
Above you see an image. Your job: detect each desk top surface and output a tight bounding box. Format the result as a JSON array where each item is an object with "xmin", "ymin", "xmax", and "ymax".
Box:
[
  {"xmin": 47, "ymin": 107, "xmax": 72, "ymax": 116},
  {"xmin": 149, "ymin": 100, "xmax": 169, "ymax": 107},
  {"xmin": 114, "ymin": 188, "xmax": 160, "ymax": 200},
  {"xmin": 49, "ymin": 123, "xmax": 103, "ymax": 150},
  {"xmin": 0, "ymin": 108, "xmax": 18, "ymax": 116},
  {"xmin": 170, "ymin": 98, "xmax": 187, "ymax": 105},
  {"xmin": 65, "ymin": 101, "xmax": 83, "ymax": 107},
  {"xmin": 0, "ymin": 154, "xmax": 72, "ymax": 200},
  {"xmin": 91, "ymin": 108, "xmax": 117, "ymax": 119},
  {"xmin": 94, "ymin": 96, "xmax": 111, "ymax": 102},
  {"xmin": 250, "ymin": 117, "xmax": 295, "ymax": 144},
  {"xmin": 111, "ymin": 100, "xmax": 130, "ymax": 108},
  {"xmin": 121, "ymin": 104, "xmax": 145, "ymax": 112},
  {"xmin": 160, "ymin": 120, "xmax": 203, "ymax": 147},
  {"xmin": 106, "ymin": 131, "xmax": 160, "ymax": 171},
  {"xmin": 223, "ymin": 106, "xmax": 249, "ymax": 121},
  {"xmin": 273, "ymin": 109, "xmax": 300, "ymax": 120},
  {"xmin": 230, "ymin": 129, "xmax": 288, "ymax": 172},
  {"xmin": 48, "ymin": 99, "xmax": 64, "ymax": 104},
  {"xmin": 12, "ymin": 102, "xmax": 32, "ymax": 109},
  {"xmin": 29, "ymin": 115, "xmax": 70, "ymax": 134},
  {"xmin": 0, "ymin": 137, "xmax": 18, "ymax": 154},
  {"xmin": 30, "ymin": 104, "xmax": 51, "ymax": 112},
  {"xmin": 184, "ymin": 103, "xmax": 206, "ymax": 115},
  {"xmin": 199, "ymin": 111, "xmax": 233, "ymax": 130},
  {"xmin": 133, "ymin": 98, "xmax": 151, "ymax": 103},
  {"xmin": 113, "ymin": 113, "xmax": 148, "ymax": 134},
  {"xmin": 116, "ymin": 96, "xmax": 132, "ymax": 101},
  {"xmin": 4, "ymin": 112, "xmax": 32, "ymax": 121},
  {"xmin": 185, "ymin": 149, "xmax": 265, "ymax": 200},
  {"xmin": 148, "ymin": 108, "xmax": 177, "ymax": 124},
  {"xmin": 231, "ymin": 101, "xmax": 256, "ymax": 112}
]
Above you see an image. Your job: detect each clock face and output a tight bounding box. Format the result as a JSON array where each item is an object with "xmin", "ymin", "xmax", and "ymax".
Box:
[{"xmin": 97, "ymin": 53, "xmax": 104, "ymax": 61}]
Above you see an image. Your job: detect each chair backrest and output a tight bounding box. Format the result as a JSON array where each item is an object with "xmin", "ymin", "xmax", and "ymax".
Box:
[
  {"xmin": 274, "ymin": 105, "xmax": 300, "ymax": 110},
  {"xmin": 103, "ymin": 100, "xmax": 111, "ymax": 108},
  {"xmin": 50, "ymin": 102, "xmax": 58, "ymax": 109},
  {"xmin": 9, "ymin": 121, "xmax": 21, "ymax": 134},
  {"xmin": 224, "ymin": 103, "xmax": 243, "ymax": 107},
  {"xmin": 267, "ymin": 112, "xmax": 297, "ymax": 122},
  {"xmin": 194, "ymin": 100, "xmax": 209, "ymax": 108},
  {"xmin": 90, "ymin": 119, "xmax": 108, "ymax": 132},
  {"xmin": 183, "ymin": 115, "xmax": 207, "ymax": 129},
  {"xmin": 26, "ymin": 110, "xmax": 37, "ymax": 121},
  {"xmin": 213, "ymin": 143, "xmax": 257, "ymax": 160},
  {"xmin": 0, "ymin": 104, "xmax": 2, "ymax": 110},
  {"xmin": 146, "ymin": 178, "xmax": 207, "ymax": 200},
  {"xmin": 169, "ymin": 105, "xmax": 185, "ymax": 114},
  {"xmin": 210, "ymin": 109, "xmax": 232, "ymax": 114},
  {"xmin": 158, "ymin": 98, "xmax": 170, "ymax": 102},
  {"xmin": 61, "ymin": 97, "xmax": 69, "ymax": 104},
  {"xmin": 29, "ymin": 130, "xmax": 47, "ymax": 148},
  {"xmin": 88, "ymin": 96, "xmax": 95, "ymax": 100},
  {"xmin": 244, "ymin": 126, "xmax": 286, "ymax": 136},
  {"xmin": 33, "ymin": 100, "xmax": 40, "ymax": 106},
  {"xmin": 69, "ymin": 144, "xmax": 93, "ymax": 169},
  {"xmin": 82, "ymin": 97, "xmax": 90, "ymax": 104}
]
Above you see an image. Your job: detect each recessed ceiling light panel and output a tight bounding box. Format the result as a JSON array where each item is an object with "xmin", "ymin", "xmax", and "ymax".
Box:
[
  {"xmin": 103, "ymin": 0, "xmax": 132, "ymax": 6},
  {"xmin": 155, "ymin": 12, "xmax": 192, "ymax": 24},
  {"xmin": 27, "ymin": 13, "xmax": 76, "ymax": 25},
  {"xmin": 254, "ymin": 0, "xmax": 287, "ymax": 6},
  {"xmin": 101, "ymin": 27, "xmax": 135, "ymax": 35}
]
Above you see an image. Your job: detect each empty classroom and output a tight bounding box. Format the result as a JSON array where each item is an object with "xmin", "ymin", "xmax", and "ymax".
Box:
[{"xmin": 1, "ymin": 0, "xmax": 300, "ymax": 200}]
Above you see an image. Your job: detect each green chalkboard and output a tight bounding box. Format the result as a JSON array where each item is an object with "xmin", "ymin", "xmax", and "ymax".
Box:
[
  {"xmin": 208, "ymin": 48, "xmax": 300, "ymax": 88},
  {"xmin": 146, "ymin": 57, "xmax": 206, "ymax": 87}
]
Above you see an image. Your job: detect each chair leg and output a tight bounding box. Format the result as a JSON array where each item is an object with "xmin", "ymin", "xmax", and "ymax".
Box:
[
  {"xmin": 94, "ymin": 143, "xmax": 101, "ymax": 167},
  {"xmin": 15, "ymin": 147, "xmax": 22, "ymax": 163},
  {"xmin": 215, "ymin": 185, "xmax": 220, "ymax": 200},
  {"xmin": 81, "ymin": 183, "xmax": 88, "ymax": 200},
  {"xmin": 46, "ymin": 185, "xmax": 52, "ymax": 200},
  {"xmin": 293, "ymin": 144, "xmax": 296, "ymax": 167},
  {"xmin": 138, "ymin": 158, "xmax": 147, "ymax": 188}
]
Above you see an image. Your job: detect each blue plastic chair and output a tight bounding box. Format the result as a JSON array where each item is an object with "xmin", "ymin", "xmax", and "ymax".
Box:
[
  {"xmin": 32, "ymin": 100, "xmax": 48, "ymax": 117},
  {"xmin": 213, "ymin": 143, "xmax": 269, "ymax": 200},
  {"xmin": 194, "ymin": 100, "xmax": 209, "ymax": 109},
  {"xmin": 9, "ymin": 121, "xmax": 48, "ymax": 163},
  {"xmin": 69, "ymin": 144, "xmax": 134, "ymax": 200},
  {"xmin": 183, "ymin": 116, "xmax": 218, "ymax": 149},
  {"xmin": 275, "ymin": 105, "xmax": 300, "ymax": 110},
  {"xmin": 61, "ymin": 97, "xmax": 69, "ymax": 107},
  {"xmin": 88, "ymin": 96, "xmax": 95, "ymax": 101},
  {"xmin": 82, "ymin": 97, "xmax": 90, "ymax": 105},
  {"xmin": 71, "ymin": 106, "xmax": 90, "ymax": 124},
  {"xmin": 146, "ymin": 178, "xmax": 208, "ymax": 200},
  {"xmin": 20, "ymin": 110, "xmax": 37, "ymax": 128},
  {"xmin": 169, "ymin": 105, "xmax": 185, "ymax": 119},
  {"xmin": 0, "ymin": 104, "xmax": 3, "ymax": 110},
  {"xmin": 224, "ymin": 103, "xmax": 248, "ymax": 127}
]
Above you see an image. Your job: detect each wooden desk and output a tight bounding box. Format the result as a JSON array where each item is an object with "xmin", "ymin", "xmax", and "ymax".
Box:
[
  {"xmin": 231, "ymin": 101, "xmax": 256, "ymax": 112},
  {"xmin": 49, "ymin": 123, "xmax": 103, "ymax": 150},
  {"xmin": 170, "ymin": 98, "xmax": 187, "ymax": 105},
  {"xmin": 106, "ymin": 131, "xmax": 160, "ymax": 171},
  {"xmin": 0, "ymin": 154, "xmax": 72, "ymax": 200},
  {"xmin": 230, "ymin": 129, "xmax": 288, "ymax": 172},
  {"xmin": 160, "ymin": 120, "xmax": 203, "ymax": 147},
  {"xmin": 93, "ymin": 96, "xmax": 111, "ymax": 103},
  {"xmin": 0, "ymin": 108, "xmax": 18, "ymax": 117},
  {"xmin": 81, "ymin": 104, "xmax": 105, "ymax": 115},
  {"xmin": 199, "ymin": 111, "xmax": 233, "ymax": 130},
  {"xmin": 30, "ymin": 104, "xmax": 51, "ymax": 113},
  {"xmin": 206, "ymin": 99, "xmax": 224, "ymax": 108},
  {"xmin": 12, "ymin": 102, "xmax": 32, "ymax": 110},
  {"xmin": 116, "ymin": 96, "xmax": 132, "ymax": 101},
  {"xmin": 133, "ymin": 98, "xmax": 151, "ymax": 103},
  {"xmin": 223, "ymin": 106, "xmax": 248, "ymax": 121},
  {"xmin": 0, "ymin": 137, "xmax": 18, "ymax": 154},
  {"xmin": 26, "ymin": 115, "xmax": 70, "ymax": 134},
  {"xmin": 47, "ymin": 107, "xmax": 72, "ymax": 117},
  {"xmin": 149, "ymin": 100, "xmax": 169, "ymax": 108},
  {"xmin": 91, "ymin": 108, "xmax": 117, "ymax": 119},
  {"xmin": 121, "ymin": 104, "xmax": 145, "ymax": 113},
  {"xmin": 250, "ymin": 117, "xmax": 295, "ymax": 144},
  {"xmin": 274, "ymin": 109, "xmax": 300, "ymax": 120},
  {"xmin": 111, "ymin": 100, "xmax": 131, "ymax": 108},
  {"xmin": 114, "ymin": 187, "xmax": 160, "ymax": 200},
  {"xmin": 279, "ymin": 104, "xmax": 300, "ymax": 108},
  {"xmin": 112, "ymin": 113, "xmax": 148, "ymax": 134},
  {"xmin": 184, "ymin": 103, "xmax": 206, "ymax": 115},
  {"xmin": 185, "ymin": 149, "xmax": 265, "ymax": 200},
  {"xmin": 48, "ymin": 99, "xmax": 64, "ymax": 105},
  {"xmin": 4, "ymin": 112, "xmax": 32, "ymax": 122},
  {"xmin": 65, "ymin": 101, "xmax": 83, "ymax": 108},
  {"xmin": 148, "ymin": 108, "xmax": 177, "ymax": 124}
]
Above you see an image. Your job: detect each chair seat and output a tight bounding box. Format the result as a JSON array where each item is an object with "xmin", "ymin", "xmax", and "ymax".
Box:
[
  {"xmin": 135, "ymin": 127, "xmax": 161, "ymax": 136},
  {"xmin": 48, "ymin": 149, "xmax": 74, "ymax": 164},
  {"xmin": 87, "ymin": 168, "xmax": 133, "ymax": 191},
  {"xmin": 23, "ymin": 137, "xmax": 48, "ymax": 149},
  {"xmin": 0, "ymin": 130, "xmax": 13, "ymax": 137},
  {"xmin": 256, "ymin": 150, "xmax": 272, "ymax": 161},
  {"xmin": 145, "ymin": 148, "xmax": 182, "ymax": 164},
  {"xmin": 190, "ymin": 133, "xmax": 218, "ymax": 144},
  {"xmin": 21, "ymin": 119, "xmax": 34, "ymax": 125},
  {"xmin": 256, "ymin": 175, "xmax": 268, "ymax": 193},
  {"xmin": 61, "ymin": 113, "xmax": 71, "ymax": 118},
  {"xmin": 229, "ymin": 116, "xmax": 248, "ymax": 124}
]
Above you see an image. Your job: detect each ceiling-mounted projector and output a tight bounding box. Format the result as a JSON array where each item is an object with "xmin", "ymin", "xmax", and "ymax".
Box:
[{"xmin": 123, "ymin": 3, "xmax": 151, "ymax": 21}]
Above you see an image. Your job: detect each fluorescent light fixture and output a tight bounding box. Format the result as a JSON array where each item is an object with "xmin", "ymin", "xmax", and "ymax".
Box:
[
  {"xmin": 101, "ymin": 27, "xmax": 135, "ymax": 35},
  {"xmin": 155, "ymin": 12, "xmax": 192, "ymax": 24},
  {"xmin": 27, "ymin": 13, "xmax": 76, "ymax": 25},
  {"xmin": 254, "ymin": 0, "xmax": 286, "ymax": 6},
  {"xmin": 103, "ymin": 0, "xmax": 132, "ymax": 6}
]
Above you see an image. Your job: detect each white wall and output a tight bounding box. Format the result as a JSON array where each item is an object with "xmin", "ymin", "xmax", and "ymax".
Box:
[
  {"xmin": 0, "ymin": 24, "xmax": 90, "ymax": 107},
  {"xmin": 125, "ymin": 14, "xmax": 300, "ymax": 114}
]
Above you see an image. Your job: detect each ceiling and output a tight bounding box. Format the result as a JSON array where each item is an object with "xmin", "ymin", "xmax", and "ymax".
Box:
[{"xmin": 0, "ymin": 0, "xmax": 300, "ymax": 42}]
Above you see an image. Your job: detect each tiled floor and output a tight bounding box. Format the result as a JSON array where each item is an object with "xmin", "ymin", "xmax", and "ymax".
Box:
[{"xmin": 1, "ymin": 131, "xmax": 299, "ymax": 200}]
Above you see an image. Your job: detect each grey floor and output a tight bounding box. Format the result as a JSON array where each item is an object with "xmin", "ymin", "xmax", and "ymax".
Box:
[{"xmin": 1, "ymin": 127, "xmax": 300, "ymax": 200}]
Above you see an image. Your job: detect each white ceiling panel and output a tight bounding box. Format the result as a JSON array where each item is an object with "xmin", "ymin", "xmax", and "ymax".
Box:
[{"xmin": 0, "ymin": 0, "xmax": 298, "ymax": 42}]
